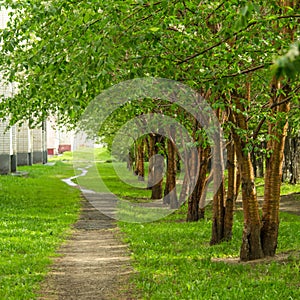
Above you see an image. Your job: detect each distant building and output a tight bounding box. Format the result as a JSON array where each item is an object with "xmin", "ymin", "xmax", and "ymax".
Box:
[
  {"xmin": 46, "ymin": 117, "xmax": 74, "ymax": 156},
  {"xmin": 0, "ymin": 9, "xmax": 47, "ymax": 173}
]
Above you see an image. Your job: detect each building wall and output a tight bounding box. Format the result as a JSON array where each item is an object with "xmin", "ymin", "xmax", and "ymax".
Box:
[
  {"xmin": 46, "ymin": 117, "xmax": 74, "ymax": 155},
  {"xmin": 17, "ymin": 122, "xmax": 32, "ymax": 166}
]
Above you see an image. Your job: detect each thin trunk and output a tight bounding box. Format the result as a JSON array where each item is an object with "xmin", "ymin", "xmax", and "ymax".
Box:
[
  {"xmin": 127, "ymin": 148, "xmax": 134, "ymax": 171},
  {"xmin": 147, "ymin": 134, "xmax": 155, "ymax": 189},
  {"xmin": 176, "ymin": 153, "xmax": 181, "ymax": 172},
  {"xmin": 186, "ymin": 147, "xmax": 200, "ymax": 221},
  {"xmin": 210, "ymin": 125, "xmax": 225, "ymax": 245},
  {"xmin": 261, "ymin": 79, "xmax": 290, "ymax": 257},
  {"xmin": 224, "ymin": 140, "xmax": 237, "ymax": 241},
  {"xmin": 229, "ymin": 93, "xmax": 264, "ymax": 261},
  {"xmin": 151, "ymin": 135, "xmax": 164, "ymax": 200},
  {"xmin": 179, "ymin": 127, "xmax": 191, "ymax": 205},
  {"xmin": 198, "ymin": 149, "xmax": 211, "ymax": 219},
  {"xmin": 187, "ymin": 145, "xmax": 210, "ymax": 222},
  {"xmin": 164, "ymin": 125, "xmax": 178, "ymax": 208},
  {"xmin": 179, "ymin": 168, "xmax": 189, "ymax": 205},
  {"xmin": 135, "ymin": 139, "xmax": 145, "ymax": 181},
  {"xmin": 238, "ymin": 151, "xmax": 264, "ymax": 261}
]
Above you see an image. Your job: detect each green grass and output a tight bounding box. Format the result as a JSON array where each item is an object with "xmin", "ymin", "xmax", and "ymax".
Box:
[
  {"xmin": 255, "ymin": 177, "xmax": 300, "ymax": 197},
  {"xmin": 77, "ymin": 147, "xmax": 298, "ymax": 299},
  {"xmin": 119, "ymin": 208, "xmax": 300, "ymax": 299},
  {"xmin": 53, "ymin": 149, "xmax": 300, "ymax": 299},
  {"xmin": 0, "ymin": 162, "xmax": 81, "ymax": 299}
]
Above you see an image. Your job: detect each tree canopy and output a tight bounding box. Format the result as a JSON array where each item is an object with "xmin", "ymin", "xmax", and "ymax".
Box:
[
  {"xmin": 0, "ymin": 0, "xmax": 299, "ymax": 261},
  {"xmin": 0, "ymin": 0, "xmax": 299, "ymax": 127}
]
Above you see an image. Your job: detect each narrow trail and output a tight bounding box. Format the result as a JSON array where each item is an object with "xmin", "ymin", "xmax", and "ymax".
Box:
[
  {"xmin": 37, "ymin": 169, "xmax": 135, "ymax": 300},
  {"xmin": 38, "ymin": 197, "xmax": 134, "ymax": 300}
]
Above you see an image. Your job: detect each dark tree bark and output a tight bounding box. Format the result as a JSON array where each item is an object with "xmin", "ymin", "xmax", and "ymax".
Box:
[
  {"xmin": 198, "ymin": 150, "xmax": 211, "ymax": 220},
  {"xmin": 223, "ymin": 140, "xmax": 238, "ymax": 241},
  {"xmin": 150, "ymin": 135, "xmax": 165, "ymax": 200},
  {"xmin": 210, "ymin": 117, "xmax": 226, "ymax": 245},
  {"xmin": 179, "ymin": 168, "xmax": 189, "ymax": 205},
  {"xmin": 134, "ymin": 139, "xmax": 145, "ymax": 181},
  {"xmin": 164, "ymin": 125, "xmax": 178, "ymax": 208},
  {"xmin": 147, "ymin": 134, "xmax": 155, "ymax": 189},
  {"xmin": 186, "ymin": 147, "xmax": 201, "ymax": 222},
  {"xmin": 283, "ymin": 135, "xmax": 300, "ymax": 184},
  {"xmin": 186, "ymin": 145, "xmax": 210, "ymax": 222},
  {"xmin": 127, "ymin": 148, "xmax": 134, "ymax": 170}
]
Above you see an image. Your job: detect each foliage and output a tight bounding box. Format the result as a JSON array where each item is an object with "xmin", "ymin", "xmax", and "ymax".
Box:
[
  {"xmin": 0, "ymin": 162, "xmax": 81, "ymax": 299},
  {"xmin": 273, "ymin": 42, "xmax": 300, "ymax": 79},
  {"xmin": 0, "ymin": 0, "xmax": 299, "ymax": 134}
]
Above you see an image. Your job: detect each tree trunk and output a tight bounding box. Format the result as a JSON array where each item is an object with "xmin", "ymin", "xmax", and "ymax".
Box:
[
  {"xmin": 224, "ymin": 140, "xmax": 237, "ymax": 241},
  {"xmin": 261, "ymin": 79, "xmax": 290, "ymax": 257},
  {"xmin": 134, "ymin": 139, "xmax": 145, "ymax": 181},
  {"xmin": 127, "ymin": 148, "xmax": 134, "ymax": 170},
  {"xmin": 283, "ymin": 135, "xmax": 300, "ymax": 184},
  {"xmin": 151, "ymin": 135, "xmax": 164, "ymax": 200},
  {"xmin": 290, "ymin": 136, "xmax": 300, "ymax": 184},
  {"xmin": 187, "ymin": 145, "xmax": 210, "ymax": 222},
  {"xmin": 229, "ymin": 93, "xmax": 264, "ymax": 261},
  {"xmin": 179, "ymin": 168, "xmax": 189, "ymax": 205},
  {"xmin": 147, "ymin": 134, "xmax": 155, "ymax": 189},
  {"xmin": 238, "ymin": 152, "xmax": 264, "ymax": 261},
  {"xmin": 210, "ymin": 126, "xmax": 225, "ymax": 245},
  {"xmin": 186, "ymin": 147, "xmax": 201, "ymax": 222},
  {"xmin": 164, "ymin": 125, "xmax": 178, "ymax": 208},
  {"xmin": 198, "ymin": 148, "xmax": 211, "ymax": 219}
]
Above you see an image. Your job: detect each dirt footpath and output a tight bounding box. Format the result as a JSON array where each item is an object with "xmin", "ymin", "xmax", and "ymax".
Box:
[
  {"xmin": 37, "ymin": 198, "xmax": 135, "ymax": 300},
  {"xmin": 37, "ymin": 190, "xmax": 300, "ymax": 299}
]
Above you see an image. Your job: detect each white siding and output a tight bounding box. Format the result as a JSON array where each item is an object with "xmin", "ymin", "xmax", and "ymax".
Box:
[{"xmin": 17, "ymin": 122, "xmax": 31, "ymax": 153}]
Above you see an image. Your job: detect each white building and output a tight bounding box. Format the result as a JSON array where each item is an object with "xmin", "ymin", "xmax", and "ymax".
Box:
[
  {"xmin": 46, "ymin": 117, "xmax": 74, "ymax": 156},
  {"xmin": 0, "ymin": 8, "xmax": 47, "ymax": 173}
]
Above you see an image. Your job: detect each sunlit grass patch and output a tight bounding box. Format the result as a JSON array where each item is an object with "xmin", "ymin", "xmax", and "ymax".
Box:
[
  {"xmin": 0, "ymin": 162, "xmax": 81, "ymax": 299},
  {"xmin": 119, "ymin": 208, "xmax": 300, "ymax": 299}
]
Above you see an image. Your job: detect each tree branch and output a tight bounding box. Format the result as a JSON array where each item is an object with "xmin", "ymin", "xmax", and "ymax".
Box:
[
  {"xmin": 177, "ymin": 20, "xmax": 258, "ymax": 65},
  {"xmin": 203, "ymin": 63, "xmax": 271, "ymax": 82},
  {"xmin": 177, "ymin": 14, "xmax": 300, "ymax": 65}
]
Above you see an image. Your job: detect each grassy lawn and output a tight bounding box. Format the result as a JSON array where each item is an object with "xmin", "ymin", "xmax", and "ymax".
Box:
[
  {"xmin": 5, "ymin": 148, "xmax": 298, "ymax": 299},
  {"xmin": 81, "ymin": 147, "xmax": 299, "ymax": 299},
  {"xmin": 119, "ymin": 207, "xmax": 300, "ymax": 299},
  {"xmin": 76, "ymin": 148, "xmax": 300, "ymax": 299},
  {"xmin": 0, "ymin": 162, "xmax": 81, "ymax": 299}
]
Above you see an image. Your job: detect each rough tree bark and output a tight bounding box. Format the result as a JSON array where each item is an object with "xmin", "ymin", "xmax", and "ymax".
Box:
[
  {"xmin": 261, "ymin": 0, "xmax": 295, "ymax": 257},
  {"xmin": 210, "ymin": 113, "xmax": 226, "ymax": 245},
  {"xmin": 229, "ymin": 93, "xmax": 264, "ymax": 261},
  {"xmin": 198, "ymin": 151, "xmax": 211, "ymax": 220},
  {"xmin": 134, "ymin": 138, "xmax": 145, "ymax": 181},
  {"xmin": 150, "ymin": 134, "xmax": 165, "ymax": 200},
  {"xmin": 147, "ymin": 134, "xmax": 155, "ymax": 189},
  {"xmin": 186, "ymin": 145, "xmax": 210, "ymax": 222},
  {"xmin": 261, "ymin": 79, "xmax": 290, "ymax": 257},
  {"xmin": 283, "ymin": 135, "xmax": 300, "ymax": 184},
  {"xmin": 164, "ymin": 125, "xmax": 178, "ymax": 208},
  {"xmin": 223, "ymin": 139, "xmax": 238, "ymax": 241},
  {"xmin": 186, "ymin": 147, "xmax": 200, "ymax": 221}
]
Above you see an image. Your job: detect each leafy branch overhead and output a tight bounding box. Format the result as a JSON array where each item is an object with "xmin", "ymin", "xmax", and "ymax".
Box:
[
  {"xmin": 273, "ymin": 42, "xmax": 300, "ymax": 79},
  {"xmin": 0, "ymin": 0, "xmax": 299, "ymax": 128}
]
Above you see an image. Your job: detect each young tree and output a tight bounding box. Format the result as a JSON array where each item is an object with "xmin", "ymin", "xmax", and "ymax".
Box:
[{"xmin": 1, "ymin": 0, "xmax": 299, "ymax": 261}]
